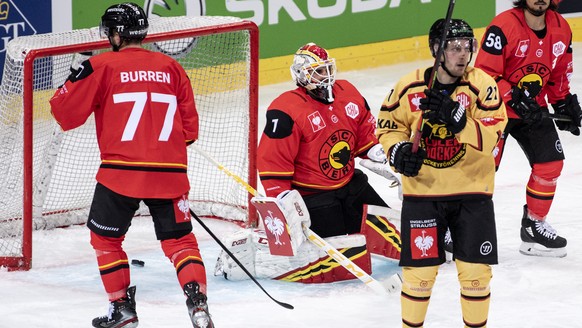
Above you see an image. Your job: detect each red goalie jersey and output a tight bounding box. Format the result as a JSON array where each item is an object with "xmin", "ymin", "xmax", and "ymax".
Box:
[
  {"xmin": 258, "ymin": 80, "xmax": 378, "ymax": 197},
  {"xmin": 50, "ymin": 48, "xmax": 199, "ymax": 199},
  {"xmin": 475, "ymin": 7, "xmax": 573, "ymax": 119}
]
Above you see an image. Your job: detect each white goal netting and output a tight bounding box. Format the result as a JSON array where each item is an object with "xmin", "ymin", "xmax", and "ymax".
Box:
[{"xmin": 0, "ymin": 16, "xmax": 258, "ymax": 269}]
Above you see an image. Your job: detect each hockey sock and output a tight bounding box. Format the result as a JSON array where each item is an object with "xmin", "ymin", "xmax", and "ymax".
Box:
[
  {"xmin": 361, "ymin": 207, "xmax": 401, "ymax": 260},
  {"xmin": 90, "ymin": 232, "xmax": 131, "ymax": 301},
  {"xmin": 401, "ymin": 265, "xmax": 439, "ymax": 327},
  {"xmin": 456, "ymin": 260, "xmax": 492, "ymax": 328},
  {"xmin": 526, "ymin": 161, "xmax": 562, "ymax": 219},
  {"xmin": 161, "ymin": 234, "xmax": 207, "ymax": 294}
]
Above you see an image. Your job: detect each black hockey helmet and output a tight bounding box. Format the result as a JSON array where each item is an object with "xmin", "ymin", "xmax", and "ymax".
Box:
[
  {"xmin": 429, "ymin": 18, "xmax": 474, "ymax": 57},
  {"xmin": 100, "ymin": 2, "xmax": 148, "ymax": 41}
]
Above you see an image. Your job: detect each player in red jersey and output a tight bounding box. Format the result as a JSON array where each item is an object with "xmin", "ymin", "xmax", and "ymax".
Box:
[
  {"xmin": 475, "ymin": 0, "xmax": 582, "ymax": 258},
  {"xmin": 214, "ymin": 43, "xmax": 401, "ymax": 283},
  {"xmin": 50, "ymin": 3, "xmax": 213, "ymax": 327}
]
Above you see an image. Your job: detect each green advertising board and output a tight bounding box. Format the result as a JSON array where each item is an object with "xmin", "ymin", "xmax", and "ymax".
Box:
[{"xmin": 72, "ymin": 0, "xmax": 495, "ymax": 59}]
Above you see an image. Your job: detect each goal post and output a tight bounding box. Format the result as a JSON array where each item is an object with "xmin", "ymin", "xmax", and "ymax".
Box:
[{"xmin": 0, "ymin": 16, "xmax": 259, "ymax": 271}]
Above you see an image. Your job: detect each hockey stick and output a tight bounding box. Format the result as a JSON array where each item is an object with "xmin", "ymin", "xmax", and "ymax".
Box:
[
  {"xmin": 411, "ymin": 0, "xmax": 456, "ymax": 153},
  {"xmin": 191, "ymin": 143, "xmax": 401, "ymax": 295},
  {"xmin": 189, "ymin": 208, "xmax": 294, "ymax": 310},
  {"xmin": 544, "ymin": 112, "xmax": 572, "ymax": 122}
]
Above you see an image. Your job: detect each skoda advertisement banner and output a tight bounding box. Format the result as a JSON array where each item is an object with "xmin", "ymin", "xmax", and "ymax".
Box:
[{"xmin": 72, "ymin": 0, "xmax": 494, "ymax": 59}]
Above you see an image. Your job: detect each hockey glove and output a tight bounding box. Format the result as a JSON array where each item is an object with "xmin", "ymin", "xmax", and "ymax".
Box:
[
  {"xmin": 389, "ymin": 141, "xmax": 426, "ymax": 177},
  {"xmin": 552, "ymin": 94, "xmax": 582, "ymax": 136},
  {"xmin": 507, "ymin": 86, "xmax": 543, "ymax": 125},
  {"xmin": 419, "ymin": 88, "xmax": 467, "ymax": 134}
]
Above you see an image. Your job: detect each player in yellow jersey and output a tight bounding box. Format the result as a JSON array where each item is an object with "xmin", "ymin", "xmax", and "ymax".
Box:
[{"xmin": 376, "ymin": 19, "xmax": 507, "ymax": 327}]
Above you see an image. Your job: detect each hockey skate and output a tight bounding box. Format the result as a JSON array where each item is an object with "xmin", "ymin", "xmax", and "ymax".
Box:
[
  {"xmin": 184, "ymin": 282, "xmax": 215, "ymax": 328},
  {"xmin": 92, "ymin": 286, "xmax": 138, "ymax": 328},
  {"xmin": 519, "ymin": 205, "xmax": 567, "ymax": 258}
]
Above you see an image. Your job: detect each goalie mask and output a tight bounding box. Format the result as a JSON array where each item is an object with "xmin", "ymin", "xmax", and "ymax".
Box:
[
  {"xmin": 290, "ymin": 43, "xmax": 336, "ymax": 103},
  {"xmin": 100, "ymin": 2, "xmax": 148, "ymax": 50}
]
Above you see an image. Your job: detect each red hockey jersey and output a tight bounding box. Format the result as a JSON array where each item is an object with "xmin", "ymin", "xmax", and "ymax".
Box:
[
  {"xmin": 50, "ymin": 47, "xmax": 198, "ymax": 199},
  {"xmin": 258, "ymin": 80, "xmax": 378, "ymax": 197},
  {"xmin": 475, "ymin": 8, "xmax": 573, "ymax": 119}
]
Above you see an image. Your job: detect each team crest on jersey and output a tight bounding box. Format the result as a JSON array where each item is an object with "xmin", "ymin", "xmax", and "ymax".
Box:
[
  {"xmin": 422, "ymin": 121, "xmax": 466, "ymax": 168},
  {"xmin": 408, "ymin": 93, "xmax": 423, "ymax": 112},
  {"xmin": 510, "ymin": 63, "xmax": 550, "ymax": 96},
  {"xmin": 319, "ymin": 130, "xmax": 355, "ymax": 180},
  {"xmin": 515, "ymin": 40, "xmax": 529, "ymax": 57},
  {"xmin": 308, "ymin": 111, "xmax": 326, "ymax": 132},
  {"xmin": 345, "ymin": 102, "xmax": 359, "ymax": 119}
]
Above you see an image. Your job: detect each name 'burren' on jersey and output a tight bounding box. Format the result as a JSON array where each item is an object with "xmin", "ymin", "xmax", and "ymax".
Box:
[{"xmin": 120, "ymin": 70, "xmax": 171, "ymax": 83}]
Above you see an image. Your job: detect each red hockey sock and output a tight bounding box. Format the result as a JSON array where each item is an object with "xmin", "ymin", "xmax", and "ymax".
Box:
[
  {"xmin": 526, "ymin": 161, "xmax": 563, "ymax": 219},
  {"xmin": 91, "ymin": 232, "xmax": 130, "ymax": 301},
  {"xmin": 161, "ymin": 234, "xmax": 207, "ymax": 294}
]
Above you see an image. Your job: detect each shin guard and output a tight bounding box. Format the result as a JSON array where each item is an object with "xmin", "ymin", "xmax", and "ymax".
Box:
[
  {"xmin": 456, "ymin": 260, "xmax": 492, "ymax": 328},
  {"xmin": 161, "ymin": 234, "xmax": 207, "ymax": 294},
  {"xmin": 401, "ymin": 266, "xmax": 439, "ymax": 328}
]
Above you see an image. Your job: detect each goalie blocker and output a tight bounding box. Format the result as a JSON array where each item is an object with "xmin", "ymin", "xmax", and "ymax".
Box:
[{"xmin": 215, "ymin": 190, "xmax": 401, "ymax": 283}]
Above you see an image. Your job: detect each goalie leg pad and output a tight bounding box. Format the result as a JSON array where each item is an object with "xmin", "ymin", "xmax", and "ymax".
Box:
[
  {"xmin": 361, "ymin": 205, "xmax": 401, "ymax": 260},
  {"xmin": 265, "ymin": 234, "xmax": 371, "ymax": 283},
  {"xmin": 401, "ymin": 265, "xmax": 439, "ymax": 328},
  {"xmin": 214, "ymin": 229, "xmax": 257, "ymax": 280},
  {"xmin": 456, "ymin": 260, "xmax": 492, "ymax": 328}
]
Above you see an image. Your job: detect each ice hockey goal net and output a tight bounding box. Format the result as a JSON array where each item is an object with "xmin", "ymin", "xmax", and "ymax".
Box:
[{"xmin": 0, "ymin": 16, "xmax": 258, "ymax": 270}]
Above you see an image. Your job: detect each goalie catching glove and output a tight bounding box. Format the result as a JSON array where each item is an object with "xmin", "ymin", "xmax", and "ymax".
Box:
[
  {"xmin": 419, "ymin": 88, "xmax": 467, "ymax": 134},
  {"xmin": 552, "ymin": 93, "xmax": 582, "ymax": 136}
]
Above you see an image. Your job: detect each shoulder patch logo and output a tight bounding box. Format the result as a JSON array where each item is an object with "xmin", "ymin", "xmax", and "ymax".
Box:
[
  {"xmin": 308, "ymin": 111, "xmax": 326, "ymax": 133},
  {"xmin": 345, "ymin": 102, "xmax": 359, "ymax": 119}
]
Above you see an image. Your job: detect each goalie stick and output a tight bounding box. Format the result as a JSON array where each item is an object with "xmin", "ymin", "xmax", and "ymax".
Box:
[
  {"xmin": 191, "ymin": 143, "xmax": 402, "ymax": 295},
  {"xmin": 189, "ymin": 208, "xmax": 294, "ymax": 310},
  {"xmin": 412, "ymin": 0, "xmax": 456, "ymax": 153}
]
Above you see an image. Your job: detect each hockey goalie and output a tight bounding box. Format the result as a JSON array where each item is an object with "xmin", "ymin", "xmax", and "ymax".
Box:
[{"xmin": 214, "ymin": 189, "xmax": 401, "ymax": 283}]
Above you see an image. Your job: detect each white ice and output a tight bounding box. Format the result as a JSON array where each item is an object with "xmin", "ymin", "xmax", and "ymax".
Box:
[{"xmin": 1, "ymin": 45, "xmax": 581, "ymax": 328}]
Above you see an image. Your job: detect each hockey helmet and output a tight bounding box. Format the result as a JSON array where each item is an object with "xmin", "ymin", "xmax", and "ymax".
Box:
[
  {"xmin": 429, "ymin": 18, "xmax": 476, "ymax": 57},
  {"xmin": 290, "ymin": 43, "xmax": 336, "ymax": 103},
  {"xmin": 100, "ymin": 2, "xmax": 149, "ymax": 41}
]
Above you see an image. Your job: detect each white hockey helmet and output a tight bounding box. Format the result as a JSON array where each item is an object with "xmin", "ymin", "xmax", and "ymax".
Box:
[{"xmin": 290, "ymin": 43, "xmax": 336, "ymax": 103}]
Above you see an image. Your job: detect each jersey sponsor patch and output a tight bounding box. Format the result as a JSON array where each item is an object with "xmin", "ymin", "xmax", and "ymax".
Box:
[
  {"xmin": 407, "ymin": 92, "xmax": 423, "ymax": 112},
  {"xmin": 515, "ymin": 39, "xmax": 530, "ymax": 57},
  {"xmin": 173, "ymin": 193, "xmax": 191, "ymax": 223},
  {"xmin": 409, "ymin": 218, "xmax": 438, "ymax": 260},
  {"xmin": 308, "ymin": 111, "xmax": 326, "ymax": 132}
]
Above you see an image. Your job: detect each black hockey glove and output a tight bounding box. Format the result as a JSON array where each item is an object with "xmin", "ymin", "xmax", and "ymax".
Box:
[
  {"xmin": 389, "ymin": 141, "xmax": 426, "ymax": 177},
  {"xmin": 552, "ymin": 93, "xmax": 582, "ymax": 136},
  {"xmin": 507, "ymin": 86, "xmax": 543, "ymax": 125},
  {"xmin": 419, "ymin": 88, "xmax": 467, "ymax": 134}
]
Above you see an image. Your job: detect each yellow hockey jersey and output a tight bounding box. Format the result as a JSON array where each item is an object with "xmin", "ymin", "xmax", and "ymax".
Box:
[{"xmin": 377, "ymin": 66, "xmax": 507, "ymax": 201}]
